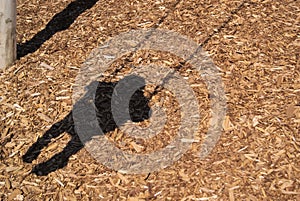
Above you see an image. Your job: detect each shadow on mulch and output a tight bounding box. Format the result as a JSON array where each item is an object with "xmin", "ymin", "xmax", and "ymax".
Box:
[
  {"xmin": 23, "ymin": 75, "xmax": 151, "ymax": 176},
  {"xmin": 17, "ymin": 0, "xmax": 99, "ymax": 59}
]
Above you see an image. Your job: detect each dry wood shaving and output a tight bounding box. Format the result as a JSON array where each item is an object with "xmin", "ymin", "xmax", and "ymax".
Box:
[{"xmin": 0, "ymin": 0, "xmax": 299, "ymax": 200}]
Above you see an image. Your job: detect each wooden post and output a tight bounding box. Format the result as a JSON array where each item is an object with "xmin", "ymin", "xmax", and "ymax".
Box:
[{"xmin": 0, "ymin": 0, "xmax": 16, "ymax": 69}]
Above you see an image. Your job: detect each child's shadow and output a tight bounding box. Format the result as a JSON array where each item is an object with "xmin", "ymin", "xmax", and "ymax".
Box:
[{"xmin": 22, "ymin": 75, "xmax": 151, "ymax": 176}]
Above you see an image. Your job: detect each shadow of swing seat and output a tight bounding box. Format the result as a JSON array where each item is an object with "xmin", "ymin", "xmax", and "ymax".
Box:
[{"xmin": 23, "ymin": 75, "xmax": 151, "ymax": 176}]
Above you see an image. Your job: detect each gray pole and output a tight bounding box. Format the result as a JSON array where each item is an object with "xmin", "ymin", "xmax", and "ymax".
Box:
[{"xmin": 0, "ymin": 0, "xmax": 16, "ymax": 69}]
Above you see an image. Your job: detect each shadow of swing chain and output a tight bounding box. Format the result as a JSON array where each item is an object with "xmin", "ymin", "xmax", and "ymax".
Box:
[{"xmin": 109, "ymin": 0, "xmax": 250, "ymax": 97}]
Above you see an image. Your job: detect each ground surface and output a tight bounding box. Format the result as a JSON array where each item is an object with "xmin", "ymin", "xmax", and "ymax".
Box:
[{"xmin": 0, "ymin": 0, "xmax": 299, "ymax": 200}]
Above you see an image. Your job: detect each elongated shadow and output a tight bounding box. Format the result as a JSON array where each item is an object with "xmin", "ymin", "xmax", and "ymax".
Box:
[
  {"xmin": 17, "ymin": 0, "xmax": 99, "ymax": 58},
  {"xmin": 23, "ymin": 75, "xmax": 151, "ymax": 176}
]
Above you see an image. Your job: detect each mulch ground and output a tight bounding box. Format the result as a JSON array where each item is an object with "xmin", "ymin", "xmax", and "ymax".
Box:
[{"xmin": 0, "ymin": 0, "xmax": 299, "ymax": 200}]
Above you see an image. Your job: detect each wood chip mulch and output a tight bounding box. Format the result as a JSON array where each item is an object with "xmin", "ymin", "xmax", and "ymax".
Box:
[{"xmin": 0, "ymin": 0, "xmax": 299, "ymax": 200}]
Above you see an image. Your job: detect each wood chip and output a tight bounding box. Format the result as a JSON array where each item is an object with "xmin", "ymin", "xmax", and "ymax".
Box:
[{"xmin": 0, "ymin": 0, "xmax": 299, "ymax": 200}]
